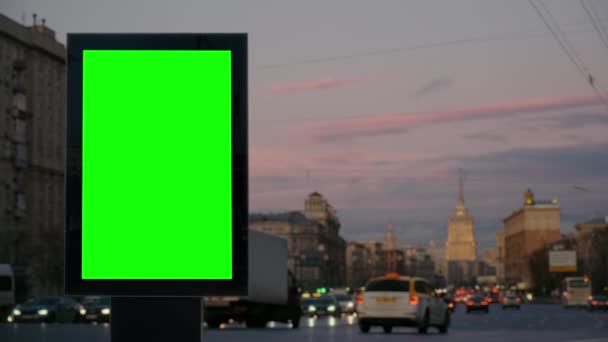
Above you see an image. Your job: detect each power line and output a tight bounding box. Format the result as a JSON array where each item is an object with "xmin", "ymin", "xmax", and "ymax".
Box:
[
  {"xmin": 580, "ymin": 0, "xmax": 608, "ymax": 53},
  {"xmin": 529, "ymin": 0, "xmax": 608, "ymax": 111},
  {"xmin": 255, "ymin": 24, "xmax": 600, "ymax": 71}
]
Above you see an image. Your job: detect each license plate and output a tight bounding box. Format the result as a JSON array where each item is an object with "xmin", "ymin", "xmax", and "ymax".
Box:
[
  {"xmin": 376, "ymin": 297, "xmax": 396, "ymax": 303},
  {"xmin": 86, "ymin": 314, "xmax": 98, "ymax": 319}
]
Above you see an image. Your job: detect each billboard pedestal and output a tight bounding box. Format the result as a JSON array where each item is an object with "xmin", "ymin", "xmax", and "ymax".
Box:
[{"xmin": 111, "ymin": 297, "xmax": 201, "ymax": 342}]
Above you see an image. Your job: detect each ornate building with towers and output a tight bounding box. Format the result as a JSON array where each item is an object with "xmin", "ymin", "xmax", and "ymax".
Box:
[{"xmin": 445, "ymin": 171, "xmax": 478, "ymax": 285}]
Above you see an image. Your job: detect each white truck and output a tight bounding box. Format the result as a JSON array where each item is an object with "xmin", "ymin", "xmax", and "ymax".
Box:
[
  {"xmin": 203, "ymin": 230, "xmax": 302, "ymax": 328},
  {"xmin": 0, "ymin": 264, "xmax": 15, "ymax": 322}
]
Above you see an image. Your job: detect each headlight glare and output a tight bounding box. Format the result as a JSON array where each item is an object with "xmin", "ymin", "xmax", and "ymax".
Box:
[
  {"xmin": 101, "ymin": 308, "xmax": 111, "ymax": 315},
  {"xmin": 308, "ymin": 305, "xmax": 315, "ymax": 312},
  {"xmin": 37, "ymin": 309, "xmax": 49, "ymax": 316},
  {"xmin": 328, "ymin": 305, "xmax": 336, "ymax": 312}
]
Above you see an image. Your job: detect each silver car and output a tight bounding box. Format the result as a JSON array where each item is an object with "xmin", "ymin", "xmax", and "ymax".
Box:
[{"xmin": 502, "ymin": 294, "xmax": 521, "ymax": 310}]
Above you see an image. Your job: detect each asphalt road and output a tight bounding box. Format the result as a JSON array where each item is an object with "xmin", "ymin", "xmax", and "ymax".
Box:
[{"xmin": 1, "ymin": 304, "xmax": 607, "ymax": 342}]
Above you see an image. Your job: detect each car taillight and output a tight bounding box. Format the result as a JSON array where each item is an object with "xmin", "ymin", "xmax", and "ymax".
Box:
[
  {"xmin": 448, "ymin": 303, "xmax": 454, "ymax": 308},
  {"xmin": 503, "ymin": 298, "xmax": 508, "ymax": 303},
  {"xmin": 592, "ymin": 300, "xmax": 598, "ymax": 306},
  {"xmin": 481, "ymin": 301, "xmax": 488, "ymax": 306},
  {"xmin": 466, "ymin": 301, "xmax": 474, "ymax": 306},
  {"xmin": 409, "ymin": 294, "xmax": 419, "ymax": 305},
  {"xmin": 356, "ymin": 293, "xmax": 364, "ymax": 305},
  {"xmin": 516, "ymin": 298, "xmax": 521, "ymax": 303}
]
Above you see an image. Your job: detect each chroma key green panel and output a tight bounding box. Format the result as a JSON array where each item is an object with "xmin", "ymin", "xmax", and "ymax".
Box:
[{"xmin": 81, "ymin": 50, "xmax": 233, "ymax": 279}]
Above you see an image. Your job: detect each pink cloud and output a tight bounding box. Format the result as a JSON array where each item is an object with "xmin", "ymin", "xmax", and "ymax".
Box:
[
  {"xmin": 294, "ymin": 94, "xmax": 601, "ymax": 142},
  {"xmin": 271, "ymin": 77, "xmax": 358, "ymax": 93}
]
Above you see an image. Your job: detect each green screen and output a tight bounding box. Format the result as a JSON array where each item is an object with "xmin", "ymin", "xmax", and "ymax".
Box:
[{"xmin": 82, "ymin": 50, "xmax": 232, "ymax": 279}]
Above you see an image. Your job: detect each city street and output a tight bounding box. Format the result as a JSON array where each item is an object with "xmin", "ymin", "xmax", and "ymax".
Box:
[{"xmin": 1, "ymin": 305, "xmax": 607, "ymax": 342}]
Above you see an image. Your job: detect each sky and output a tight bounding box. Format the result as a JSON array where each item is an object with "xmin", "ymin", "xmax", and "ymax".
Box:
[{"xmin": 3, "ymin": 0, "xmax": 608, "ymax": 251}]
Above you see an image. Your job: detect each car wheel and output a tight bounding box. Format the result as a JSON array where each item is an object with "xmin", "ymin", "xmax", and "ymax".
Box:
[
  {"xmin": 291, "ymin": 317, "xmax": 300, "ymax": 329},
  {"xmin": 383, "ymin": 325, "xmax": 392, "ymax": 333},
  {"xmin": 359, "ymin": 324, "xmax": 370, "ymax": 333},
  {"xmin": 438, "ymin": 311, "xmax": 450, "ymax": 334},
  {"xmin": 417, "ymin": 312, "xmax": 429, "ymax": 334}
]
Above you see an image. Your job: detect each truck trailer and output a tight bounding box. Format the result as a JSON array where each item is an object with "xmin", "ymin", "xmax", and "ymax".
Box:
[{"xmin": 203, "ymin": 230, "xmax": 302, "ymax": 328}]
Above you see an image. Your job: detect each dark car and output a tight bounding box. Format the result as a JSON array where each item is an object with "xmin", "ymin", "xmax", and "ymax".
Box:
[
  {"xmin": 466, "ymin": 295, "xmax": 489, "ymax": 313},
  {"xmin": 588, "ymin": 295, "xmax": 608, "ymax": 311},
  {"xmin": 303, "ymin": 296, "xmax": 341, "ymax": 317},
  {"xmin": 334, "ymin": 294, "xmax": 355, "ymax": 314},
  {"xmin": 11, "ymin": 297, "xmax": 82, "ymax": 323},
  {"xmin": 79, "ymin": 296, "xmax": 111, "ymax": 323}
]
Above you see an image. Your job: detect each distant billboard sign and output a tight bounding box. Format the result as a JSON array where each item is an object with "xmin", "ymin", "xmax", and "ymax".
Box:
[{"xmin": 549, "ymin": 251, "xmax": 577, "ymax": 273}]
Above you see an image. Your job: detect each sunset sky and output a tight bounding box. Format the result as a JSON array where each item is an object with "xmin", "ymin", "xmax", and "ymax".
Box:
[{"xmin": 3, "ymin": 0, "xmax": 607, "ymax": 250}]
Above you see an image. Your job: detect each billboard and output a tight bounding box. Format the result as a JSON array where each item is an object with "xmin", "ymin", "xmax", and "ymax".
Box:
[
  {"xmin": 65, "ymin": 34, "xmax": 248, "ymax": 296},
  {"xmin": 549, "ymin": 251, "xmax": 577, "ymax": 273}
]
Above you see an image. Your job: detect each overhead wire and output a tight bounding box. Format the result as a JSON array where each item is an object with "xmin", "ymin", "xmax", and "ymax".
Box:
[
  {"xmin": 581, "ymin": 0, "xmax": 608, "ymax": 52},
  {"xmin": 529, "ymin": 0, "xmax": 608, "ymax": 111}
]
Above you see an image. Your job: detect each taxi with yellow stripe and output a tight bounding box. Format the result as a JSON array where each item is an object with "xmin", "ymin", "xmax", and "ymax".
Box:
[{"xmin": 356, "ymin": 273, "xmax": 450, "ymax": 334}]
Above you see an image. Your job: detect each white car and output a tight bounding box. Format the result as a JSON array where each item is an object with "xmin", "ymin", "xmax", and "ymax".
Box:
[{"xmin": 356, "ymin": 273, "xmax": 450, "ymax": 334}]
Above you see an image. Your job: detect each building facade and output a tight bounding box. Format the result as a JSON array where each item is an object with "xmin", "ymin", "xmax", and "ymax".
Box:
[
  {"xmin": 383, "ymin": 222, "xmax": 406, "ymax": 274},
  {"xmin": 575, "ymin": 216, "xmax": 608, "ymax": 272},
  {"xmin": 249, "ymin": 192, "xmax": 346, "ymax": 290},
  {"xmin": 346, "ymin": 241, "xmax": 368, "ymax": 288},
  {"xmin": 503, "ymin": 189, "xmax": 561, "ymax": 288},
  {"xmin": 0, "ymin": 14, "xmax": 66, "ymax": 297},
  {"xmin": 496, "ymin": 231, "xmax": 505, "ymax": 285},
  {"xmin": 445, "ymin": 174, "xmax": 477, "ymax": 285},
  {"xmin": 428, "ymin": 240, "xmax": 447, "ymax": 277},
  {"xmin": 363, "ymin": 241, "xmax": 386, "ymax": 279}
]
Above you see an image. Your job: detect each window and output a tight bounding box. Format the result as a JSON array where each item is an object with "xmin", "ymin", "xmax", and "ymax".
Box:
[
  {"xmin": 415, "ymin": 280, "xmax": 429, "ymax": 294},
  {"xmin": 366, "ymin": 279, "xmax": 409, "ymax": 292},
  {"xmin": 0, "ymin": 276, "xmax": 11, "ymax": 291}
]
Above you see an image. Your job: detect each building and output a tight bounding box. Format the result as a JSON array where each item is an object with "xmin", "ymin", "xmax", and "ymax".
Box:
[
  {"xmin": 496, "ymin": 231, "xmax": 505, "ymax": 285},
  {"xmin": 249, "ymin": 192, "xmax": 346, "ymax": 290},
  {"xmin": 383, "ymin": 222, "xmax": 405, "ymax": 274},
  {"xmin": 482, "ymin": 249, "xmax": 496, "ymax": 268},
  {"xmin": 0, "ymin": 14, "xmax": 66, "ymax": 297},
  {"xmin": 363, "ymin": 241, "xmax": 386, "ymax": 278},
  {"xmin": 428, "ymin": 240, "xmax": 447, "ymax": 277},
  {"xmin": 575, "ymin": 216, "xmax": 608, "ymax": 271},
  {"xmin": 346, "ymin": 242, "xmax": 367, "ymax": 288},
  {"xmin": 445, "ymin": 173, "xmax": 477, "ymax": 285},
  {"xmin": 503, "ymin": 189, "xmax": 561, "ymax": 288}
]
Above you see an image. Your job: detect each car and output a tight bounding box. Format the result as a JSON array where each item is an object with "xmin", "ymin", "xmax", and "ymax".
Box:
[
  {"xmin": 502, "ymin": 294, "xmax": 521, "ymax": 310},
  {"xmin": 587, "ymin": 295, "xmax": 608, "ymax": 311},
  {"xmin": 334, "ymin": 294, "xmax": 355, "ymax": 314},
  {"xmin": 357, "ymin": 273, "xmax": 450, "ymax": 334},
  {"xmin": 466, "ymin": 295, "xmax": 489, "ymax": 313},
  {"xmin": 79, "ymin": 296, "xmax": 111, "ymax": 323},
  {"xmin": 303, "ymin": 295, "xmax": 341, "ymax": 317},
  {"xmin": 11, "ymin": 297, "xmax": 82, "ymax": 323}
]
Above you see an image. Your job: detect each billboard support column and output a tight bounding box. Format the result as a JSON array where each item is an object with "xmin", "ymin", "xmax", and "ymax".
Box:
[{"xmin": 111, "ymin": 297, "xmax": 201, "ymax": 342}]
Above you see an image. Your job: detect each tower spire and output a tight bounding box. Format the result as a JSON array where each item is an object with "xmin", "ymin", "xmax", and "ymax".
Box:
[{"xmin": 457, "ymin": 169, "xmax": 466, "ymax": 206}]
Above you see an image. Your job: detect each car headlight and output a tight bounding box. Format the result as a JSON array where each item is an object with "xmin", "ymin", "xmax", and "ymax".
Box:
[
  {"xmin": 347, "ymin": 301, "xmax": 354, "ymax": 308},
  {"xmin": 37, "ymin": 309, "xmax": 49, "ymax": 316},
  {"xmin": 80, "ymin": 308, "xmax": 87, "ymax": 315},
  {"xmin": 101, "ymin": 308, "xmax": 111, "ymax": 315},
  {"xmin": 12, "ymin": 309, "xmax": 21, "ymax": 316},
  {"xmin": 328, "ymin": 305, "xmax": 336, "ymax": 312},
  {"xmin": 308, "ymin": 305, "xmax": 316, "ymax": 312}
]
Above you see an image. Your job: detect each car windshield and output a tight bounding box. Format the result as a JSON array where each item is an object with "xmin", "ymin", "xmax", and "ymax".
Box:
[
  {"xmin": 366, "ymin": 280, "xmax": 409, "ymax": 292},
  {"xmin": 334, "ymin": 295, "xmax": 351, "ymax": 301},
  {"xmin": 311, "ymin": 297, "xmax": 336, "ymax": 305},
  {"xmin": 471, "ymin": 296, "xmax": 485, "ymax": 302},
  {"xmin": 24, "ymin": 297, "xmax": 59, "ymax": 306},
  {"xmin": 592, "ymin": 296, "xmax": 608, "ymax": 301},
  {"xmin": 82, "ymin": 297, "xmax": 110, "ymax": 305},
  {"xmin": 569, "ymin": 280, "xmax": 589, "ymax": 288}
]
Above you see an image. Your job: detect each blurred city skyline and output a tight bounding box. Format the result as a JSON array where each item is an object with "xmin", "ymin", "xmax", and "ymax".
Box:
[{"xmin": 2, "ymin": 0, "xmax": 607, "ymax": 248}]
